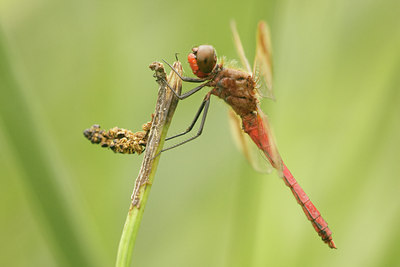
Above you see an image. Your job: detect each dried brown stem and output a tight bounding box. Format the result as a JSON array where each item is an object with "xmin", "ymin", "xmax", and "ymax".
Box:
[{"xmin": 116, "ymin": 61, "xmax": 183, "ymax": 267}]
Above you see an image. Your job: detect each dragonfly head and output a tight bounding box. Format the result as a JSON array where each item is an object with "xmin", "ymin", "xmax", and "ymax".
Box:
[{"xmin": 188, "ymin": 45, "xmax": 217, "ymax": 78}]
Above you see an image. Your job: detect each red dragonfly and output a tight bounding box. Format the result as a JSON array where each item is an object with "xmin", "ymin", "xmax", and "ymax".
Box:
[{"xmin": 162, "ymin": 21, "xmax": 335, "ymax": 249}]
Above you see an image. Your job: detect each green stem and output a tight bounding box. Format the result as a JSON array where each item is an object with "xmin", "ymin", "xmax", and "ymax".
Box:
[{"xmin": 116, "ymin": 61, "xmax": 183, "ymax": 267}]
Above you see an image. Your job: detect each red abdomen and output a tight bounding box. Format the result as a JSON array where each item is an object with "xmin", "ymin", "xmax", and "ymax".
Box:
[{"xmin": 242, "ymin": 112, "xmax": 336, "ymax": 248}]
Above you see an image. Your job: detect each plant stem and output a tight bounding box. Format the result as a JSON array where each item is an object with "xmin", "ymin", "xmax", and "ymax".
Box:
[{"xmin": 115, "ymin": 61, "xmax": 183, "ymax": 267}]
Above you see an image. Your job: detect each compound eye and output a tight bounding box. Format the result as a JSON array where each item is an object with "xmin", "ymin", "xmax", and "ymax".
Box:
[{"xmin": 196, "ymin": 45, "xmax": 217, "ymax": 74}]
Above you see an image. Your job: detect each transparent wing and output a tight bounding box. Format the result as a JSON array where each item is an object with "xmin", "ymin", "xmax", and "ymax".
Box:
[
  {"xmin": 228, "ymin": 108, "xmax": 272, "ymax": 173},
  {"xmin": 253, "ymin": 21, "xmax": 275, "ymax": 100},
  {"xmin": 230, "ymin": 20, "xmax": 252, "ymax": 74}
]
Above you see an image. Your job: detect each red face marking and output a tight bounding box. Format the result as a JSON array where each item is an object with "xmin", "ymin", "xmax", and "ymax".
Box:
[{"xmin": 187, "ymin": 45, "xmax": 217, "ymax": 78}]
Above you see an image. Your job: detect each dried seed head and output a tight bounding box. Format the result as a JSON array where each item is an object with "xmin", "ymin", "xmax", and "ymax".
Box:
[{"xmin": 83, "ymin": 115, "xmax": 153, "ymax": 155}]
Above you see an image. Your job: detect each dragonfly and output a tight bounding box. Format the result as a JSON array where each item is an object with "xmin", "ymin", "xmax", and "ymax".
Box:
[{"xmin": 161, "ymin": 21, "xmax": 335, "ymax": 249}]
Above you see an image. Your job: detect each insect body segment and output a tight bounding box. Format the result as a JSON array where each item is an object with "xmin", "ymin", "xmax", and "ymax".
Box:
[{"xmin": 163, "ymin": 21, "xmax": 335, "ymax": 249}]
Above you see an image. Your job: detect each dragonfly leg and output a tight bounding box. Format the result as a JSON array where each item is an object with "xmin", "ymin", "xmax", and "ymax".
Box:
[
  {"xmin": 165, "ymin": 97, "xmax": 207, "ymax": 141},
  {"xmin": 161, "ymin": 94, "xmax": 211, "ymax": 153},
  {"xmin": 163, "ymin": 59, "xmax": 206, "ymax": 83},
  {"xmin": 161, "ymin": 77, "xmax": 208, "ymax": 100}
]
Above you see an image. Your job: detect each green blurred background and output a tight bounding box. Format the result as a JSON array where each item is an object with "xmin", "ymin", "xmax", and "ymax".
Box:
[{"xmin": 1, "ymin": 0, "xmax": 399, "ymax": 266}]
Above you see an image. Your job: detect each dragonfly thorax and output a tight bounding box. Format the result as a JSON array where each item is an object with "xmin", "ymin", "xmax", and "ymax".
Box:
[{"xmin": 210, "ymin": 68, "xmax": 259, "ymax": 118}]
